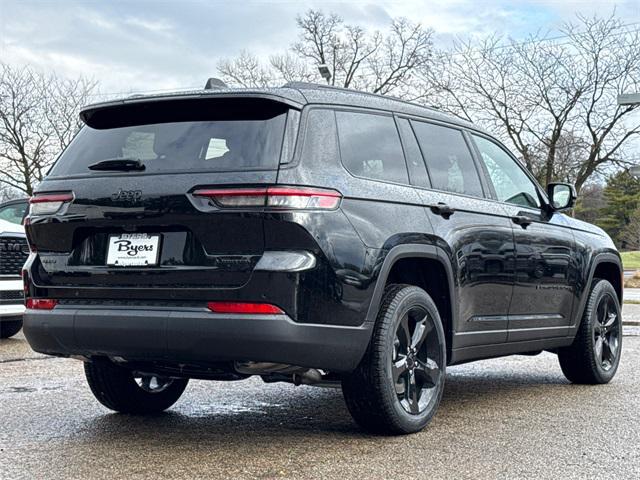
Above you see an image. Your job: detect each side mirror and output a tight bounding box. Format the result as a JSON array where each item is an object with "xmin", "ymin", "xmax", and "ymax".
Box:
[{"xmin": 547, "ymin": 183, "xmax": 577, "ymax": 211}]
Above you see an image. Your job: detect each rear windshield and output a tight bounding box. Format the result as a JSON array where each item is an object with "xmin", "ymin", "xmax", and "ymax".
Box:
[{"xmin": 49, "ymin": 98, "xmax": 290, "ymax": 177}]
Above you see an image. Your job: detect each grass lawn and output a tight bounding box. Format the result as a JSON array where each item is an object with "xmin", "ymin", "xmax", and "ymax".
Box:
[{"xmin": 621, "ymin": 251, "xmax": 640, "ymax": 270}]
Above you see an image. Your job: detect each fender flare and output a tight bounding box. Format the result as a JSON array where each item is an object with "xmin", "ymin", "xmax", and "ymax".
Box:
[
  {"xmin": 570, "ymin": 252, "xmax": 623, "ymax": 332},
  {"xmin": 364, "ymin": 244, "xmax": 457, "ymax": 332}
]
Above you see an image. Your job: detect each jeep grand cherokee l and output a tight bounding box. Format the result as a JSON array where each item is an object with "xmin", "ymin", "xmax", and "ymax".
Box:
[{"xmin": 22, "ymin": 83, "xmax": 623, "ymax": 434}]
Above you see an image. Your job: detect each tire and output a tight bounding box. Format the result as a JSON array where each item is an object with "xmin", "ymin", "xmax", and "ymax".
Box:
[
  {"xmin": 84, "ymin": 358, "xmax": 189, "ymax": 414},
  {"xmin": 342, "ymin": 284, "xmax": 446, "ymax": 435},
  {"xmin": 0, "ymin": 319, "xmax": 23, "ymax": 339},
  {"xmin": 558, "ymin": 279, "xmax": 622, "ymax": 384}
]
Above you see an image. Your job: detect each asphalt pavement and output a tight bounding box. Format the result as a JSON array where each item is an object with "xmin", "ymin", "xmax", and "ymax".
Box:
[
  {"xmin": 1, "ymin": 307, "xmax": 639, "ymax": 479},
  {"xmin": 625, "ymin": 288, "xmax": 640, "ymax": 302}
]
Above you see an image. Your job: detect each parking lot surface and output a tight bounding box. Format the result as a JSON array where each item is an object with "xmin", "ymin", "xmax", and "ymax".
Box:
[{"xmin": 1, "ymin": 319, "xmax": 639, "ymax": 479}]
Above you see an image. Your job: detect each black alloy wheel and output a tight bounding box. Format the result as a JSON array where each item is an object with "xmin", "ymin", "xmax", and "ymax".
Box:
[
  {"xmin": 558, "ymin": 279, "xmax": 622, "ymax": 384},
  {"xmin": 592, "ymin": 292, "xmax": 620, "ymax": 372},
  {"xmin": 342, "ymin": 284, "xmax": 446, "ymax": 435},
  {"xmin": 392, "ymin": 305, "xmax": 442, "ymax": 415}
]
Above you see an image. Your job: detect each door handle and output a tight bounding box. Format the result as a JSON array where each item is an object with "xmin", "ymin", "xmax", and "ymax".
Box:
[
  {"xmin": 429, "ymin": 203, "xmax": 455, "ymax": 219},
  {"xmin": 512, "ymin": 215, "xmax": 533, "ymax": 228}
]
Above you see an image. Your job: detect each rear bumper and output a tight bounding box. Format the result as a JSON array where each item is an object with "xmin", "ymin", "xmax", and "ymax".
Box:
[
  {"xmin": 0, "ymin": 279, "xmax": 24, "ymax": 320},
  {"xmin": 0, "ymin": 303, "xmax": 24, "ymax": 320},
  {"xmin": 23, "ymin": 306, "xmax": 372, "ymax": 372}
]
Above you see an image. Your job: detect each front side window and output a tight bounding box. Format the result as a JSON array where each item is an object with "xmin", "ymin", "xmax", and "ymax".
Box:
[
  {"xmin": 411, "ymin": 121, "xmax": 484, "ymax": 197},
  {"xmin": 472, "ymin": 135, "xmax": 541, "ymax": 209},
  {"xmin": 336, "ymin": 111, "xmax": 408, "ymax": 184}
]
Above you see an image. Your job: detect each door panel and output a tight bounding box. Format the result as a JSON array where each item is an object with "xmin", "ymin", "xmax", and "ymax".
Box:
[
  {"xmin": 402, "ymin": 119, "xmax": 516, "ymax": 347},
  {"xmin": 469, "ymin": 133, "xmax": 577, "ymax": 341},
  {"xmin": 504, "ymin": 208, "xmax": 577, "ymax": 341},
  {"xmin": 417, "ymin": 190, "xmax": 515, "ymax": 347}
]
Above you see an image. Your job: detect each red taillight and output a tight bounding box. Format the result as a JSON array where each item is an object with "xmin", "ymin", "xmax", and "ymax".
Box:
[
  {"xmin": 29, "ymin": 193, "xmax": 74, "ymax": 204},
  {"xmin": 26, "ymin": 298, "xmax": 58, "ymax": 310},
  {"xmin": 29, "ymin": 192, "xmax": 74, "ymax": 215},
  {"xmin": 193, "ymin": 186, "xmax": 341, "ymax": 210},
  {"xmin": 207, "ymin": 302, "xmax": 284, "ymax": 315},
  {"xmin": 194, "ymin": 187, "xmax": 268, "ymax": 208}
]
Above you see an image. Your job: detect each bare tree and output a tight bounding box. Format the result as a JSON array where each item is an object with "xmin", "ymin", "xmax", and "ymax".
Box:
[
  {"xmin": 217, "ymin": 51, "xmax": 276, "ymax": 88},
  {"xmin": 364, "ymin": 18, "xmax": 432, "ymax": 96},
  {"xmin": 217, "ymin": 10, "xmax": 433, "ymax": 98},
  {"xmin": 0, "ymin": 64, "xmax": 97, "ymax": 195},
  {"xmin": 269, "ymin": 53, "xmax": 316, "ymax": 84},
  {"xmin": 291, "ymin": 10, "xmax": 345, "ymax": 86},
  {"xmin": 0, "ymin": 183, "xmax": 20, "ymax": 202},
  {"xmin": 570, "ymin": 16, "xmax": 640, "ymax": 192},
  {"xmin": 424, "ymin": 14, "xmax": 640, "ymax": 192}
]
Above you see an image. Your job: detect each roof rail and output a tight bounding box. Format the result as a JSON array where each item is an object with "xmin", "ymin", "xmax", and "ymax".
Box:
[
  {"xmin": 283, "ymin": 81, "xmax": 354, "ymax": 93},
  {"xmin": 282, "ymin": 81, "xmax": 441, "ymax": 113}
]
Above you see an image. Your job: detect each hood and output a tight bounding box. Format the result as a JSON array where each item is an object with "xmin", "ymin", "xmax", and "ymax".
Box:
[
  {"xmin": 561, "ymin": 214, "xmax": 607, "ymax": 236},
  {"xmin": 0, "ymin": 218, "xmax": 25, "ymax": 236}
]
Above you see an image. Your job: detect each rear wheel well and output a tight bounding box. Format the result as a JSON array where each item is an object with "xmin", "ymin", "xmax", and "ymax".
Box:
[
  {"xmin": 593, "ymin": 261, "xmax": 622, "ymax": 304},
  {"xmin": 386, "ymin": 257, "xmax": 453, "ymax": 359}
]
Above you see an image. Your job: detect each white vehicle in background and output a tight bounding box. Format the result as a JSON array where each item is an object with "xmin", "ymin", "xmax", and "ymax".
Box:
[{"xmin": 0, "ymin": 199, "xmax": 29, "ymax": 338}]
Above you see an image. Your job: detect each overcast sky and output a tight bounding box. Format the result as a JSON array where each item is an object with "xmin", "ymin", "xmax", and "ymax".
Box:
[{"xmin": 1, "ymin": 0, "xmax": 639, "ymax": 95}]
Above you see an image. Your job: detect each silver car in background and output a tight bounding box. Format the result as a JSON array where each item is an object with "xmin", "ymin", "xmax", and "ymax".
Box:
[{"xmin": 0, "ymin": 199, "xmax": 28, "ymax": 338}]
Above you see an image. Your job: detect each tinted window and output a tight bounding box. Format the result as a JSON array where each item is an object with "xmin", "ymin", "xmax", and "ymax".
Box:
[
  {"xmin": 396, "ymin": 118, "xmax": 430, "ymax": 188},
  {"xmin": 336, "ymin": 111, "xmax": 408, "ymax": 184},
  {"xmin": 411, "ymin": 121, "xmax": 483, "ymax": 197},
  {"xmin": 49, "ymin": 103, "xmax": 289, "ymax": 177},
  {"xmin": 0, "ymin": 201, "xmax": 27, "ymax": 225},
  {"xmin": 473, "ymin": 135, "xmax": 541, "ymax": 208}
]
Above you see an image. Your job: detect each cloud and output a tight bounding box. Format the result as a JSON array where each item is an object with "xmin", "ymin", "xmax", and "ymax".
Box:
[
  {"xmin": 124, "ymin": 16, "xmax": 174, "ymax": 34},
  {"xmin": 0, "ymin": 0, "xmax": 638, "ymax": 95}
]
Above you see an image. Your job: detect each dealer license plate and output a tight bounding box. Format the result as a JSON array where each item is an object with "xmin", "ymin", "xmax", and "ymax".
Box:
[{"xmin": 106, "ymin": 233, "xmax": 161, "ymax": 267}]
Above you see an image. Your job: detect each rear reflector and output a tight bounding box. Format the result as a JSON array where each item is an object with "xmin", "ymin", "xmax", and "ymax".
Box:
[
  {"xmin": 29, "ymin": 192, "xmax": 74, "ymax": 215},
  {"xmin": 193, "ymin": 186, "xmax": 341, "ymax": 210},
  {"xmin": 207, "ymin": 302, "xmax": 284, "ymax": 314},
  {"xmin": 26, "ymin": 298, "xmax": 58, "ymax": 310}
]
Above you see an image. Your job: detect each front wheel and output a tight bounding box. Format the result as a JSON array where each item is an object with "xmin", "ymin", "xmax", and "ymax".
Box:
[
  {"xmin": 558, "ymin": 279, "xmax": 622, "ymax": 384},
  {"xmin": 342, "ymin": 284, "xmax": 446, "ymax": 435},
  {"xmin": 0, "ymin": 319, "xmax": 23, "ymax": 339},
  {"xmin": 84, "ymin": 358, "xmax": 189, "ymax": 414}
]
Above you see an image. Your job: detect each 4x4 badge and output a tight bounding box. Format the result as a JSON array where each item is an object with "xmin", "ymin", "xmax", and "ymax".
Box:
[{"xmin": 111, "ymin": 189, "xmax": 142, "ymax": 203}]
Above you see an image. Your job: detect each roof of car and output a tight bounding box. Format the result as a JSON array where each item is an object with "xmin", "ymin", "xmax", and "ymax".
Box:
[{"xmin": 80, "ymin": 82, "xmax": 477, "ymax": 132}]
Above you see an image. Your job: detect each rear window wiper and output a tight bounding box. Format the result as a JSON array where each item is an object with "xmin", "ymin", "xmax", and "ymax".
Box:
[{"xmin": 88, "ymin": 158, "xmax": 146, "ymax": 171}]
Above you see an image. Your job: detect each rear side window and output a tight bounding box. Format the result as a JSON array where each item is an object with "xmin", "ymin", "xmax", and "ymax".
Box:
[
  {"xmin": 411, "ymin": 121, "xmax": 484, "ymax": 197},
  {"xmin": 48, "ymin": 98, "xmax": 290, "ymax": 177},
  {"xmin": 336, "ymin": 111, "xmax": 408, "ymax": 184}
]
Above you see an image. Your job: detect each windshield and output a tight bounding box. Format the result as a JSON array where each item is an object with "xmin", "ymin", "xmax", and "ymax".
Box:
[
  {"xmin": 0, "ymin": 201, "xmax": 28, "ymax": 225},
  {"xmin": 49, "ymin": 100, "xmax": 289, "ymax": 177}
]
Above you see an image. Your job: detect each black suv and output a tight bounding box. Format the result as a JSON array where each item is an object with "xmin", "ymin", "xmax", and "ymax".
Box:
[{"xmin": 23, "ymin": 83, "xmax": 623, "ymax": 434}]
